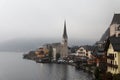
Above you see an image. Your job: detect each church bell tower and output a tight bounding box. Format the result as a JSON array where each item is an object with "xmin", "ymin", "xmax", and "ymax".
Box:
[{"xmin": 61, "ymin": 20, "xmax": 68, "ymax": 58}]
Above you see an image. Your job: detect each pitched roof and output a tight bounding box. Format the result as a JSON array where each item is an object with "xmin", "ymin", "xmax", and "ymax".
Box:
[
  {"xmin": 52, "ymin": 43, "xmax": 61, "ymax": 47},
  {"xmin": 91, "ymin": 45, "xmax": 104, "ymax": 57},
  {"xmin": 100, "ymin": 27, "xmax": 110, "ymax": 41},
  {"xmin": 111, "ymin": 14, "xmax": 120, "ymax": 25},
  {"xmin": 109, "ymin": 37, "xmax": 120, "ymax": 51},
  {"xmin": 100, "ymin": 14, "xmax": 120, "ymax": 42},
  {"xmin": 104, "ymin": 36, "xmax": 120, "ymax": 52}
]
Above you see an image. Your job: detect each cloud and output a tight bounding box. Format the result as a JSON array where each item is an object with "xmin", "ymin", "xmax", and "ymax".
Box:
[{"xmin": 0, "ymin": 0, "xmax": 119, "ymax": 43}]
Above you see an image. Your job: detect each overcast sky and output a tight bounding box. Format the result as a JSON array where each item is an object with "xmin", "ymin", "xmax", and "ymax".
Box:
[{"xmin": 0, "ymin": 0, "xmax": 120, "ymax": 43}]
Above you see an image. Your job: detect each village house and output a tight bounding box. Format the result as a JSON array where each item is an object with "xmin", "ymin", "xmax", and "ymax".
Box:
[
  {"xmin": 89, "ymin": 14, "xmax": 120, "ymax": 72},
  {"xmin": 35, "ymin": 48, "xmax": 49, "ymax": 58},
  {"xmin": 75, "ymin": 45, "xmax": 97, "ymax": 65},
  {"xmin": 76, "ymin": 45, "xmax": 94, "ymax": 59},
  {"xmin": 105, "ymin": 36, "xmax": 120, "ymax": 74}
]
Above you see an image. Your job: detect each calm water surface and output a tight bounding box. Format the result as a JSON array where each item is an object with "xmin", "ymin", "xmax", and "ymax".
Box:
[{"xmin": 0, "ymin": 52, "xmax": 92, "ymax": 80}]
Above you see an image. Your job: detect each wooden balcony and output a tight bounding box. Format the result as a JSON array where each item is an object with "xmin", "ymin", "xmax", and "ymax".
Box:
[
  {"xmin": 107, "ymin": 54, "xmax": 114, "ymax": 60},
  {"xmin": 107, "ymin": 63, "xmax": 118, "ymax": 69}
]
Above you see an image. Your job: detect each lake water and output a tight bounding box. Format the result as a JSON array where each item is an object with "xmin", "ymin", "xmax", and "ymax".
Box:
[{"xmin": 0, "ymin": 52, "xmax": 92, "ymax": 80}]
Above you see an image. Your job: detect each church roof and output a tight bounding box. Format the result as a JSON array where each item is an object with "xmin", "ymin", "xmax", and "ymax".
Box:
[
  {"xmin": 52, "ymin": 43, "xmax": 61, "ymax": 47},
  {"xmin": 63, "ymin": 20, "xmax": 68, "ymax": 39},
  {"xmin": 111, "ymin": 14, "xmax": 120, "ymax": 25}
]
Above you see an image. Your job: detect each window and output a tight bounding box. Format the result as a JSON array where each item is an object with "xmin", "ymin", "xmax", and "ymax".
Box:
[
  {"xmin": 111, "ymin": 61, "xmax": 112, "ymax": 64},
  {"xmin": 86, "ymin": 53, "xmax": 88, "ymax": 56},
  {"xmin": 80, "ymin": 49, "xmax": 83, "ymax": 51},
  {"xmin": 108, "ymin": 54, "xmax": 114, "ymax": 60},
  {"xmin": 118, "ymin": 34, "xmax": 120, "ymax": 37},
  {"xmin": 115, "ymin": 61, "xmax": 117, "ymax": 65},
  {"xmin": 118, "ymin": 25, "xmax": 120, "ymax": 30},
  {"xmin": 115, "ymin": 54, "xmax": 116, "ymax": 58},
  {"xmin": 116, "ymin": 25, "xmax": 120, "ymax": 30}
]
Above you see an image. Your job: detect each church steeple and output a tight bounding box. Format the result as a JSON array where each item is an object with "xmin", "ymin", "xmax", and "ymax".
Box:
[
  {"xmin": 63, "ymin": 20, "xmax": 68, "ymax": 39},
  {"xmin": 61, "ymin": 20, "xmax": 68, "ymax": 58}
]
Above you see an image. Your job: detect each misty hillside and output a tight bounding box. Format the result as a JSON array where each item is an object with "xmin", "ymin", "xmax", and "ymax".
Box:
[
  {"xmin": 0, "ymin": 38, "xmax": 95, "ymax": 52},
  {"xmin": 0, "ymin": 38, "xmax": 57, "ymax": 52}
]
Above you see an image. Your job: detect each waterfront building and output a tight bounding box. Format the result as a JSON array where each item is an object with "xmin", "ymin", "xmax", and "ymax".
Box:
[
  {"xmin": 35, "ymin": 48, "xmax": 49, "ymax": 58},
  {"xmin": 76, "ymin": 47, "xmax": 86, "ymax": 57},
  {"xmin": 105, "ymin": 36, "xmax": 120, "ymax": 74},
  {"xmin": 76, "ymin": 45, "xmax": 94, "ymax": 59},
  {"xmin": 92, "ymin": 45, "xmax": 106, "ymax": 70},
  {"xmin": 90, "ymin": 14, "xmax": 120, "ymax": 71},
  {"xmin": 51, "ymin": 43, "xmax": 61, "ymax": 60}
]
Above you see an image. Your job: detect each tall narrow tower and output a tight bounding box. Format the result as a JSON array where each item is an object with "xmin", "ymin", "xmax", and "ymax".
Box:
[{"xmin": 61, "ymin": 20, "xmax": 68, "ymax": 58}]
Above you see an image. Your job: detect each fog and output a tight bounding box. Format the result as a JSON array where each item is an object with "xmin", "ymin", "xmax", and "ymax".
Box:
[{"xmin": 0, "ymin": 0, "xmax": 120, "ymax": 51}]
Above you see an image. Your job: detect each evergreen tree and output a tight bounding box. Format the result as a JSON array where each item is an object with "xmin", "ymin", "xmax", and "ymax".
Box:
[
  {"xmin": 48, "ymin": 46, "xmax": 53, "ymax": 61},
  {"xmin": 56, "ymin": 53, "xmax": 60, "ymax": 61},
  {"xmin": 113, "ymin": 73, "xmax": 120, "ymax": 80},
  {"xmin": 94, "ymin": 67, "xmax": 101, "ymax": 80},
  {"xmin": 106, "ymin": 72, "xmax": 113, "ymax": 80}
]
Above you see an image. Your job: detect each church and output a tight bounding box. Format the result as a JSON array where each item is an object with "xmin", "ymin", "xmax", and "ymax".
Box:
[{"xmin": 43, "ymin": 21, "xmax": 68, "ymax": 60}]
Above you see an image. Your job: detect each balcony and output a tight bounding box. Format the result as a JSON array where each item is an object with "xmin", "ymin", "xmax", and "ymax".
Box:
[
  {"xmin": 107, "ymin": 54, "xmax": 114, "ymax": 60},
  {"xmin": 107, "ymin": 63, "xmax": 118, "ymax": 69}
]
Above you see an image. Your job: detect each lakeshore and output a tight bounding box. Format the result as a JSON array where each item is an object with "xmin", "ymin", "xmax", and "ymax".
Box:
[
  {"xmin": 23, "ymin": 52, "xmax": 95, "ymax": 79},
  {"xmin": 23, "ymin": 13, "xmax": 120, "ymax": 80}
]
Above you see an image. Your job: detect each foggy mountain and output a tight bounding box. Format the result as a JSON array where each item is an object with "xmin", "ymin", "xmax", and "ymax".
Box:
[
  {"xmin": 0, "ymin": 38, "xmax": 55, "ymax": 52},
  {"xmin": 0, "ymin": 38, "xmax": 95, "ymax": 52}
]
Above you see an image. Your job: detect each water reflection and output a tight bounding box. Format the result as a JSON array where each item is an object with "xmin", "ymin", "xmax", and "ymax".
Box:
[
  {"xmin": 0, "ymin": 52, "xmax": 91, "ymax": 80},
  {"xmin": 37, "ymin": 63, "xmax": 91, "ymax": 80},
  {"xmin": 61, "ymin": 65, "xmax": 67, "ymax": 80}
]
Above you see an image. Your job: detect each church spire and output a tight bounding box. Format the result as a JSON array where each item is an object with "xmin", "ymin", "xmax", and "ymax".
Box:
[{"xmin": 63, "ymin": 20, "xmax": 68, "ymax": 39}]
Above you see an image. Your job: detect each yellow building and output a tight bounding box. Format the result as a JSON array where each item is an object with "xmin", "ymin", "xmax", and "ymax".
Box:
[
  {"xmin": 105, "ymin": 36, "xmax": 120, "ymax": 74},
  {"xmin": 35, "ymin": 48, "xmax": 49, "ymax": 58}
]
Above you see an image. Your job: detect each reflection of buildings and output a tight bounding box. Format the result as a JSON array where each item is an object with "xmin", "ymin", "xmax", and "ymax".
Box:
[
  {"xmin": 61, "ymin": 65, "xmax": 67, "ymax": 80},
  {"xmin": 43, "ymin": 21, "xmax": 68, "ymax": 60}
]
